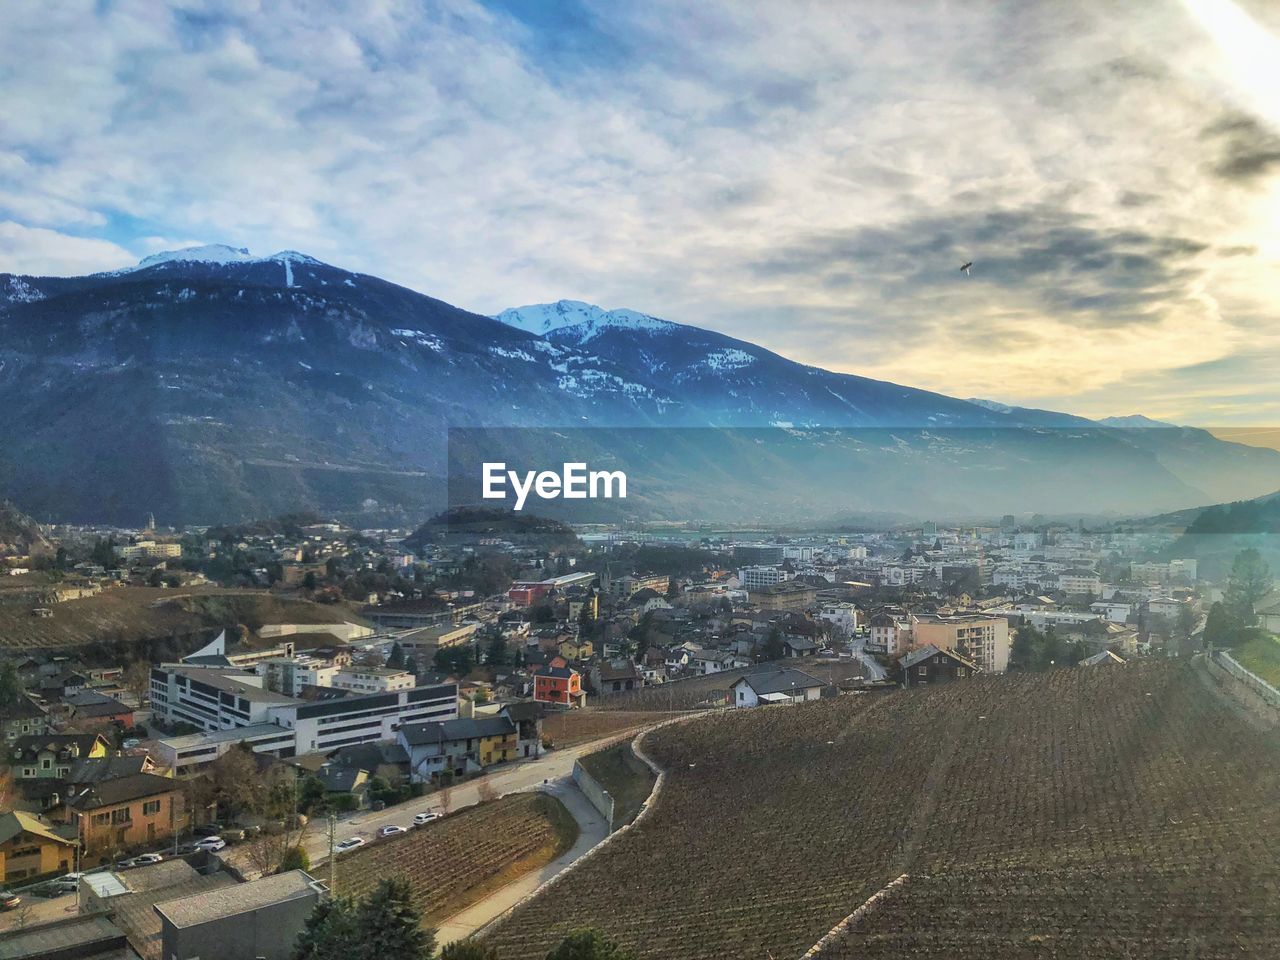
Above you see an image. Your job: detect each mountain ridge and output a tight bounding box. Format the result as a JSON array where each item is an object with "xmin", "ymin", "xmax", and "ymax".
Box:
[{"xmin": 1, "ymin": 246, "xmax": 1277, "ymax": 525}]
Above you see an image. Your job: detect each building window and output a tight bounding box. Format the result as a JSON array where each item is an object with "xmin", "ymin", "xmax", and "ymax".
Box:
[
  {"xmin": 142, "ymin": 800, "xmax": 162, "ymax": 816},
  {"xmin": 111, "ymin": 808, "xmax": 132, "ymax": 825},
  {"xmin": 917, "ymin": 666, "xmax": 927, "ymax": 675},
  {"xmin": 92, "ymin": 813, "xmax": 110, "ymax": 825}
]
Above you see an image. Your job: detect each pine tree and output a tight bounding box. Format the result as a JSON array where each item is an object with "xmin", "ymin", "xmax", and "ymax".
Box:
[
  {"xmin": 293, "ymin": 896, "xmax": 358, "ymax": 960},
  {"xmin": 352, "ymin": 877, "xmax": 435, "ymax": 960},
  {"xmin": 387, "ymin": 642, "xmax": 406, "ymax": 669}
]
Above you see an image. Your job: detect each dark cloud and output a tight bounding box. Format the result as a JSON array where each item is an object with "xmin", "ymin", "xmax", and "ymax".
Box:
[
  {"xmin": 1200, "ymin": 112, "xmax": 1280, "ymax": 184},
  {"xmin": 748, "ymin": 207, "xmax": 1209, "ymax": 328}
]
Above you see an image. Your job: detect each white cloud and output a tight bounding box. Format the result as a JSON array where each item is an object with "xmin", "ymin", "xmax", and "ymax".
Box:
[
  {"xmin": 0, "ymin": 0, "xmax": 1277, "ymax": 423},
  {"xmin": 0, "ymin": 222, "xmax": 134, "ymax": 275}
]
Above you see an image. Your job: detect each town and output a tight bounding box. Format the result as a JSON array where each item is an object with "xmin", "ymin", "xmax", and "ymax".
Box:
[{"xmin": 3, "ymin": 498, "xmax": 1276, "ymax": 958}]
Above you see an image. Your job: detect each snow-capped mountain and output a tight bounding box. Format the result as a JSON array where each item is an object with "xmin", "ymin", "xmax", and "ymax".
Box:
[{"xmin": 0, "ymin": 247, "xmax": 1276, "ymax": 524}]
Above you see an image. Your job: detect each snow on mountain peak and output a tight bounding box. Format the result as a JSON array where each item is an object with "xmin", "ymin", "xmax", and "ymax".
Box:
[
  {"xmin": 136, "ymin": 244, "xmax": 255, "ymax": 268},
  {"xmin": 494, "ymin": 300, "xmax": 676, "ymax": 340},
  {"xmin": 122, "ymin": 245, "xmax": 325, "ymax": 272}
]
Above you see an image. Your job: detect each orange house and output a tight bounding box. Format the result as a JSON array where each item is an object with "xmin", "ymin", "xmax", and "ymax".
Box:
[
  {"xmin": 65, "ymin": 772, "xmax": 187, "ymax": 858},
  {"xmin": 534, "ymin": 665, "xmax": 582, "ymax": 707}
]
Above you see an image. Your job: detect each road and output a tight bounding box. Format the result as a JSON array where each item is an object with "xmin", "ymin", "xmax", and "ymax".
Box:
[
  {"xmin": 303, "ymin": 737, "xmax": 628, "ymax": 865},
  {"xmin": 433, "ymin": 781, "xmax": 608, "ymax": 946},
  {"xmin": 0, "ymin": 891, "xmax": 78, "ymax": 933},
  {"xmin": 848, "ymin": 639, "xmax": 888, "ymax": 682}
]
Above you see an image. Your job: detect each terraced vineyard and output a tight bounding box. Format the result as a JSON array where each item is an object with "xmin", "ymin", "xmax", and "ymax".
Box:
[
  {"xmin": 483, "ymin": 661, "xmax": 1280, "ymax": 959},
  {"xmin": 337, "ymin": 792, "xmax": 576, "ymax": 925},
  {"xmin": 593, "ymin": 658, "xmax": 868, "ymax": 712}
]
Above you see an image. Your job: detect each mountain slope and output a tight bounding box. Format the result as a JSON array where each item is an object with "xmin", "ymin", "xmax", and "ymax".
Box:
[{"xmin": 0, "ymin": 249, "xmax": 1277, "ymax": 524}]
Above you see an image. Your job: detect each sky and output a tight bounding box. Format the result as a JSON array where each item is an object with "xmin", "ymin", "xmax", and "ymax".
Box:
[{"xmin": 2, "ymin": 0, "xmax": 1279, "ymax": 427}]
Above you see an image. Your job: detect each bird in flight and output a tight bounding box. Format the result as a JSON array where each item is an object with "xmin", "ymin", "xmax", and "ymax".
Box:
[{"xmin": 960, "ymin": 261, "xmax": 973, "ymax": 275}]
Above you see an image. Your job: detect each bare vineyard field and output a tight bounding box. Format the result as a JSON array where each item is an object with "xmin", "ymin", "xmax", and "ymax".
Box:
[
  {"xmin": 592, "ymin": 657, "xmax": 868, "ymax": 712},
  {"xmin": 337, "ymin": 792, "xmax": 577, "ymax": 925},
  {"xmin": 483, "ymin": 661, "xmax": 1280, "ymax": 959},
  {"xmin": 545, "ymin": 709, "xmax": 683, "ymax": 747}
]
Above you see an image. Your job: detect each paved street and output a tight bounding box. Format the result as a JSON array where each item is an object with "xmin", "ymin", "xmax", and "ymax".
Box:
[
  {"xmin": 0, "ymin": 891, "xmax": 78, "ymax": 933},
  {"xmin": 433, "ymin": 781, "xmax": 609, "ymax": 946}
]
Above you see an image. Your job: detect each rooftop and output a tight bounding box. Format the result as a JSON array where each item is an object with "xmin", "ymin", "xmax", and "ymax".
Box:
[
  {"xmin": 153, "ymin": 870, "xmax": 321, "ymax": 929},
  {"xmin": 157, "ymin": 722, "xmax": 292, "ymax": 751}
]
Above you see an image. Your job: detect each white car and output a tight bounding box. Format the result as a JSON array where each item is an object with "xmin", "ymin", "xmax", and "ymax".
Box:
[
  {"xmin": 335, "ymin": 837, "xmax": 365, "ymax": 854},
  {"xmin": 378, "ymin": 825, "xmax": 407, "ymax": 838},
  {"xmin": 194, "ymin": 836, "xmax": 226, "ymax": 852},
  {"xmin": 122, "ymin": 738, "xmax": 142, "ymax": 749},
  {"xmin": 52, "ymin": 873, "xmax": 84, "ymax": 894},
  {"xmin": 412, "ymin": 811, "xmax": 440, "ymax": 827},
  {"xmin": 121, "ymin": 852, "xmax": 164, "ymax": 867}
]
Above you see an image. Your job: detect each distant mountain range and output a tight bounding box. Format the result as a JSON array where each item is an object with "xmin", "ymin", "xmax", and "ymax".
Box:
[{"xmin": 1, "ymin": 245, "xmax": 1277, "ymax": 525}]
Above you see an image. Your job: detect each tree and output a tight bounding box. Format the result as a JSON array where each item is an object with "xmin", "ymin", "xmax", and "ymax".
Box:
[
  {"xmin": 122, "ymin": 660, "xmax": 151, "ymax": 705},
  {"xmin": 303, "ymin": 571, "xmax": 318, "ymax": 592},
  {"xmin": 0, "ymin": 659, "xmax": 22, "ymax": 712},
  {"xmin": 628, "ymin": 612, "xmax": 655, "ymax": 663},
  {"xmin": 1225, "ymin": 548, "xmax": 1273, "ymax": 625},
  {"xmin": 761, "ymin": 626, "xmax": 784, "ymax": 662},
  {"xmin": 387, "ymin": 642, "xmax": 406, "ymax": 670},
  {"xmin": 404, "ymin": 654, "xmax": 419, "ymax": 678},
  {"xmin": 280, "ymin": 844, "xmax": 310, "ymax": 872},
  {"xmin": 353, "ymin": 877, "xmax": 435, "ymax": 960},
  {"xmin": 545, "ymin": 928, "xmax": 636, "ymax": 960},
  {"xmin": 1203, "ymin": 600, "xmax": 1242, "ymax": 648},
  {"xmin": 440, "ymin": 941, "xmax": 499, "ymax": 960},
  {"xmin": 486, "ymin": 635, "xmax": 509, "ymax": 667},
  {"xmin": 293, "ymin": 896, "xmax": 359, "ymax": 960},
  {"xmin": 208, "ymin": 744, "xmax": 265, "ymax": 819}
]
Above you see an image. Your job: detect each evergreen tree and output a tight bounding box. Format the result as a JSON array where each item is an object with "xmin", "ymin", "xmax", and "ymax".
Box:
[
  {"xmin": 1225, "ymin": 548, "xmax": 1273, "ymax": 625},
  {"xmin": 404, "ymin": 654, "xmax": 419, "ymax": 678},
  {"xmin": 545, "ymin": 928, "xmax": 635, "ymax": 960},
  {"xmin": 1203, "ymin": 600, "xmax": 1241, "ymax": 648},
  {"xmin": 487, "ymin": 635, "xmax": 508, "ymax": 667},
  {"xmin": 279, "ymin": 845, "xmax": 310, "ymax": 873},
  {"xmin": 0, "ymin": 658, "xmax": 23, "ymax": 711},
  {"xmin": 353, "ymin": 877, "xmax": 435, "ymax": 960},
  {"xmin": 761, "ymin": 625, "xmax": 785, "ymax": 662},
  {"xmin": 387, "ymin": 642, "xmax": 406, "ymax": 669},
  {"xmin": 292, "ymin": 896, "xmax": 358, "ymax": 960}
]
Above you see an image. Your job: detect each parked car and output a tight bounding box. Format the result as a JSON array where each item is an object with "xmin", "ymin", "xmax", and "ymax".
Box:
[
  {"xmin": 194, "ymin": 836, "xmax": 227, "ymax": 852},
  {"xmin": 335, "ymin": 837, "xmax": 365, "ymax": 854},
  {"xmin": 193, "ymin": 822, "xmax": 223, "ymax": 837},
  {"xmin": 378, "ymin": 824, "xmax": 407, "ymax": 838},
  {"xmin": 52, "ymin": 873, "xmax": 83, "ymax": 894},
  {"xmin": 0, "ymin": 891, "xmax": 21, "ymax": 910},
  {"xmin": 120, "ymin": 852, "xmax": 164, "ymax": 868},
  {"xmin": 412, "ymin": 811, "xmax": 440, "ymax": 827},
  {"xmin": 121, "ymin": 738, "xmax": 141, "ymax": 749}
]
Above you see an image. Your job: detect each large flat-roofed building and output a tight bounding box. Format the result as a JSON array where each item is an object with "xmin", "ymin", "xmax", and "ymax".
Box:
[
  {"xmin": 362, "ymin": 600, "xmax": 485, "ymax": 629},
  {"xmin": 153, "ymin": 723, "xmax": 298, "ymax": 772},
  {"xmin": 910, "ymin": 612, "xmax": 1011, "ymax": 674},
  {"xmin": 113, "ymin": 539, "xmax": 182, "ymax": 560},
  {"xmin": 749, "ymin": 580, "xmax": 818, "ymax": 612},
  {"xmin": 507, "ymin": 571, "xmax": 597, "ymax": 605},
  {"xmin": 607, "ymin": 572, "xmax": 670, "ymax": 600},
  {"xmin": 149, "ymin": 665, "xmax": 458, "ymax": 759},
  {"xmin": 154, "ymin": 870, "xmax": 325, "ymax": 960},
  {"xmin": 398, "ymin": 622, "xmax": 480, "ymax": 658},
  {"xmin": 733, "ymin": 543, "xmax": 784, "ymax": 565}
]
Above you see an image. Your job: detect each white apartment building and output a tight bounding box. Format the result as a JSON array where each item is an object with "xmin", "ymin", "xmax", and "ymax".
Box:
[
  {"xmin": 113, "ymin": 539, "xmax": 182, "ymax": 560},
  {"xmin": 911, "ymin": 613, "xmax": 1011, "ymax": 674},
  {"xmin": 818, "ymin": 602, "xmax": 859, "ymax": 636},
  {"xmin": 1058, "ymin": 570, "xmax": 1102, "ymax": 596},
  {"xmin": 150, "ymin": 665, "xmax": 458, "ymax": 758},
  {"xmin": 868, "ymin": 613, "xmax": 911, "ymax": 656},
  {"xmin": 331, "ymin": 666, "xmax": 416, "ymax": 694},
  {"xmin": 738, "ymin": 565, "xmax": 792, "ymax": 590},
  {"xmin": 261, "ymin": 658, "xmax": 339, "ymax": 697}
]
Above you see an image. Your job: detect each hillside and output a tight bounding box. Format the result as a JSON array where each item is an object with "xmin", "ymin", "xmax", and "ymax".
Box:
[
  {"xmin": 2, "ymin": 249, "xmax": 1280, "ymax": 523},
  {"xmin": 0, "ymin": 499, "xmax": 51, "ymax": 557},
  {"xmin": 483, "ymin": 661, "xmax": 1280, "ymax": 959}
]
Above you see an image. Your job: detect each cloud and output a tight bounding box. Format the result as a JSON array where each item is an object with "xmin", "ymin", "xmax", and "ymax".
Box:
[
  {"xmin": 0, "ymin": 222, "xmax": 134, "ymax": 275},
  {"xmin": 0, "ymin": 0, "xmax": 1277, "ymax": 424}
]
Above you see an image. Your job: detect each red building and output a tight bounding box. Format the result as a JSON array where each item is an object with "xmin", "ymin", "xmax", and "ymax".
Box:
[{"xmin": 534, "ymin": 665, "xmax": 582, "ymax": 707}]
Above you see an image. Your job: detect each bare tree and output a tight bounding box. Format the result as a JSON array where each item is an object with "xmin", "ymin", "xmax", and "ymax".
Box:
[{"xmin": 123, "ymin": 659, "xmax": 151, "ymax": 706}]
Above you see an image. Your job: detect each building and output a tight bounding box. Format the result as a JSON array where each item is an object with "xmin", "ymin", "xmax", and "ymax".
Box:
[
  {"xmin": 150, "ymin": 665, "xmax": 458, "ymax": 757},
  {"xmin": 1, "ymin": 694, "xmax": 48, "ymax": 743},
  {"xmin": 398, "ymin": 716, "xmax": 520, "ymax": 781},
  {"xmin": 153, "ymin": 724, "xmax": 299, "ymax": 773},
  {"xmin": 818, "ymin": 602, "xmax": 859, "ymax": 636},
  {"xmin": 899, "ymin": 645, "xmax": 978, "ymax": 687},
  {"xmin": 0, "ymin": 912, "xmax": 141, "ymax": 959},
  {"xmin": 329, "ymin": 666, "xmax": 415, "ymax": 694},
  {"xmin": 507, "ymin": 571, "xmax": 597, "ymax": 606},
  {"xmin": 154, "ymin": 870, "xmax": 326, "ymax": 960},
  {"xmin": 606, "ymin": 572, "xmax": 670, "ymax": 600},
  {"xmin": 63, "ymin": 690, "xmax": 134, "ymax": 727},
  {"xmin": 396, "ymin": 622, "xmax": 480, "ymax": 659},
  {"xmin": 0, "ymin": 810, "xmax": 78, "ymax": 883},
  {"xmin": 737, "ymin": 565, "xmax": 791, "ymax": 590},
  {"xmin": 729, "ymin": 669, "xmax": 824, "ymax": 708},
  {"xmin": 261, "ymin": 658, "xmax": 339, "ymax": 697},
  {"xmin": 590, "ymin": 659, "xmax": 644, "ymax": 695},
  {"xmin": 910, "ymin": 613, "xmax": 1011, "ymax": 674},
  {"xmin": 1057, "ymin": 569, "xmax": 1102, "ymax": 597},
  {"xmin": 66, "ymin": 772, "xmax": 186, "ymax": 856},
  {"xmin": 733, "ymin": 543, "xmax": 784, "ymax": 565},
  {"xmin": 113, "ymin": 539, "xmax": 182, "ymax": 560},
  {"xmin": 10, "ymin": 733, "xmax": 110, "ymax": 780},
  {"xmin": 534, "ymin": 665, "xmax": 583, "ymax": 707},
  {"xmin": 258, "ymin": 622, "xmax": 374, "ymax": 643},
  {"xmin": 750, "ymin": 581, "xmax": 817, "ymax": 612}
]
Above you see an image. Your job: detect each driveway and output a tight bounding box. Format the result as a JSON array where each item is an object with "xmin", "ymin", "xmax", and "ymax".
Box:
[{"xmin": 0, "ymin": 891, "xmax": 78, "ymax": 933}]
